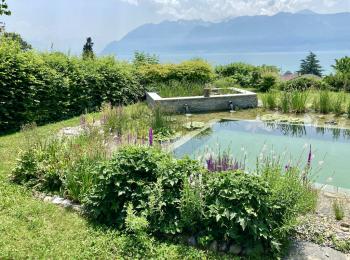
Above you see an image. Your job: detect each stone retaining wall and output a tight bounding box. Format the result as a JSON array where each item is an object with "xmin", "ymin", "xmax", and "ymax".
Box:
[{"xmin": 146, "ymin": 88, "xmax": 258, "ymax": 113}]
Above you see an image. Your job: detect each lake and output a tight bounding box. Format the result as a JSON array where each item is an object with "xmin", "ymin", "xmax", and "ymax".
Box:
[{"xmin": 118, "ymin": 50, "xmax": 350, "ymax": 74}]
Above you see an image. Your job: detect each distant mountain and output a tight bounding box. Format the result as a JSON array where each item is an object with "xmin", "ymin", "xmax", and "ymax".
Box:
[{"xmin": 101, "ymin": 12, "xmax": 350, "ymax": 55}]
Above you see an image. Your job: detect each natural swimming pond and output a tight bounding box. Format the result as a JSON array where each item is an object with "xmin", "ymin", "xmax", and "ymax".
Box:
[{"xmin": 174, "ymin": 120, "xmax": 350, "ymax": 190}]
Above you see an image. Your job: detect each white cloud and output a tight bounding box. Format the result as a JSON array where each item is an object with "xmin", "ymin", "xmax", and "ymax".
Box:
[{"xmin": 120, "ymin": 0, "xmax": 350, "ymax": 20}]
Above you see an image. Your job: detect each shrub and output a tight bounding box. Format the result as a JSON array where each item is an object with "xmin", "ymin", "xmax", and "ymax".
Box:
[
  {"xmin": 147, "ymin": 157, "xmax": 203, "ymax": 235},
  {"xmin": 258, "ymin": 73, "xmax": 277, "ymax": 92},
  {"xmin": 202, "ymin": 171, "xmax": 280, "ymax": 255},
  {"xmin": 83, "ymin": 146, "xmax": 167, "ymax": 227},
  {"xmin": 138, "ymin": 60, "xmax": 214, "ymax": 86},
  {"xmin": 281, "ymin": 75, "xmax": 325, "ymax": 91},
  {"xmin": 0, "ymin": 38, "xmax": 143, "ymax": 132}
]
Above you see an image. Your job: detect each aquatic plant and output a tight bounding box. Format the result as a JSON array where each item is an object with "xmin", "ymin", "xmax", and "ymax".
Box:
[
  {"xmin": 205, "ymin": 152, "xmax": 243, "ymax": 172},
  {"xmin": 290, "ymin": 91, "xmax": 308, "ymax": 113},
  {"xmin": 318, "ymin": 91, "xmax": 332, "ymax": 114}
]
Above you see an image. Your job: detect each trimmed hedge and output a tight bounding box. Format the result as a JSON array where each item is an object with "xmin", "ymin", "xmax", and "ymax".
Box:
[
  {"xmin": 0, "ymin": 39, "xmax": 143, "ymax": 132},
  {"xmin": 137, "ymin": 60, "xmax": 214, "ymax": 86}
]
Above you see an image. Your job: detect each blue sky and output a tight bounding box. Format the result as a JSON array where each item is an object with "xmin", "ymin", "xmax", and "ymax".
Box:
[{"xmin": 2, "ymin": 0, "xmax": 350, "ymax": 53}]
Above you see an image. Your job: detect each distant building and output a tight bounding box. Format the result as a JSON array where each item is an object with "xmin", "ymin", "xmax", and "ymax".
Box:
[{"xmin": 281, "ymin": 71, "xmax": 299, "ymax": 81}]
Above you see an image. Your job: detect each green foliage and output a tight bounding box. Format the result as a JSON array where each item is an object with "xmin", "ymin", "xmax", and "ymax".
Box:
[
  {"xmin": 262, "ymin": 91, "xmax": 278, "ymax": 110},
  {"xmin": 325, "ymin": 72, "xmax": 350, "ymax": 91},
  {"xmin": 325, "ymin": 58, "xmax": 350, "ymax": 91},
  {"xmin": 298, "ymin": 52, "xmax": 323, "ymax": 77},
  {"xmin": 347, "ymin": 101, "xmax": 350, "ymax": 118},
  {"xmin": 82, "ymin": 37, "xmax": 95, "ymax": 60},
  {"xmin": 11, "ymin": 125, "xmax": 108, "ymax": 201},
  {"xmin": 83, "ymin": 146, "xmax": 166, "ymax": 227},
  {"xmin": 280, "ymin": 75, "xmax": 325, "ymax": 91},
  {"xmin": 332, "ymin": 199, "xmax": 345, "ymax": 221},
  {"xmin": 202, "ymin": 171, "xmax": 279, "ymax": 256},
  {"xmin": 155, "ymin": 80, "xmax": 204, "ymax": 98},
  {"xmin": 333, "ymin": 92, "xmax": 345, "ymax": 116},
  {"xmin": 150, "ymin": 105, "xmax": 176, "ymax": 140},
  {"xmin": 333, "ymin": 56, "xmax": 350, "ymax": 73},
  {"xmin": 133, "ymin": 51, "xmax": 159, "ymax": 66},
  {"xmin": 138, "ymin": 60, "xmax": 214, "ymax": 86},
  {"xmin": 317, "ymin": 91, "xmax": 332, "ymax": 114},
  {"xmin": 2, "ymin": 32, "xmax": 31, "ymax": 50},
  {"xmin": 0, "ymin": 39, "xmax": 143, "ymax": 132},
  {"xmin": 0, "ymin": 0, "xmax": 10, "ymax": 15},
  {"xmin": 215, "ymin": 62, "xmax": 279, "ymax": 89},
  {"xmin": 290, "ymin": 91, "xmax": 308, "ymax": 113},
  {"xmin": 258, "ymin": 73, "xmax": 277, "ymax": 92},
  {"xmin": 279, "ymin": 92, "xmax": 291, "ymax": 113},
  {"xmin": 122, "ymin": 204, "xmax": 155, "ymax": 258}
]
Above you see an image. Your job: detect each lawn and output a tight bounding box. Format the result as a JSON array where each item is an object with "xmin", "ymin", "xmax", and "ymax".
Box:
[{"xmin": 0, "ymin": 116, "xmax": 220, "ymax": 259}]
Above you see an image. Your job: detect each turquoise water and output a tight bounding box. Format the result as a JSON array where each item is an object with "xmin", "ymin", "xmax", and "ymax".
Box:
[
  {"xmin": 174, "ymin": 120, "xmax": 350, "ymax": 189},
  {"xmin": 118, "ymin": 50, "xmax": 350, "ymax": 74}
]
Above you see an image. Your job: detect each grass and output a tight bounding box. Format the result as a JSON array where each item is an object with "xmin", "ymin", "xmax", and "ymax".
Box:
[
  {"xmin": 0, "ymin": 114, "xmax": 221, "ymax": 259},
  {"xmin": 332, "ymin": 199, "xmax": 345, "ymax": 221}
]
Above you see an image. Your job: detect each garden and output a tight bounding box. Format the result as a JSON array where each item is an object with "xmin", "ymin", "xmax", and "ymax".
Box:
[{"xmin": 1, "ymin": 37, "xmax": 350, "ymax": 259}]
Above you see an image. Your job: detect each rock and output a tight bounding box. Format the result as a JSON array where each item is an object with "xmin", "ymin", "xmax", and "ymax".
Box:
[
  {"xmin": 323, "ymin": 192, "xmax": 338, "ymax": 199},
  {"xmin": 61, "ymin": 199, "xmax": 73, "ymax": 208},
  {"xmin": 218, "ymin": 242, "xmax": 228, "ymax": 252},
  {"xmin": 209, "ymin": 240, "xmax": 218, "ymax": 252},
  {"xmin": 183, "ymin": 121, "xmax": 205, "ymax": 130},
  {"xmin": 72, "ymin": 204, "xmax": 83, "ymax": 212},
  {"xmin": 339, "ymin": 227, "xmax": 349, "ymax": 232},
  {"xmin": 340, "ymin": 222, "xmax": 350, "ymax": 228},
  {"xmin": 187, "ymin": 236, "xmax": 197, "ymax": 246},
  {"xmin": 43, "ymin": 196, "xmax": 52, "ymax": 202},
  {"xmin": 52, "ymin": 197, "xmax": 64, "ymax": 205},
  {"xmin": 229, "ymin": 244, "xmax": 242, "ymax": 255}
]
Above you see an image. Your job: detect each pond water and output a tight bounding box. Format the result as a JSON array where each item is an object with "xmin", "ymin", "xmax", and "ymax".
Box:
[{"xmin": 174, "ymin": 120, "xmax": 350, "ymax": 190}]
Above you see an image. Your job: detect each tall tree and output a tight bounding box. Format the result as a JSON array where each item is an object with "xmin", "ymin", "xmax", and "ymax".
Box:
[
  {"xmin": 0, "ymin": 0, "xmax": 10, "ymax": 15},
  {"xmin": 82, "ymin": 37, "xmax": 95, "ymax": 60},
  {"xmin": 2, "ymin": 32, "xmax": 32, "ymax": 51},
  {"xmin": 298, "ymin": 52, "xmax": 323, "ymax": 77}
]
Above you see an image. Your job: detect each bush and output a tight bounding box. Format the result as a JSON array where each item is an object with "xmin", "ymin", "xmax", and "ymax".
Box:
[
  {"xmin": 215, "ymin": 63, "xmax": 279, "ymax": 89},
  {"xmin": 0, "ymin": 38, "xmax": 143, "ymax": 132},
  {"xmin": 202, "ymin": 171, "xmax": 280, "ymax": 256},
  {"xmin": 325, "ymin": 72, "xmax": 350, "ymax": 91},
  {"xmin": 83, "ymin": 146, "xmax": 167, "ymax": 227},
  {"xmin": 138, "ymin": 60, "xmax": 214, "ymax": 86},
  {"xmin": 280, "ymin": 75, "xmax": 325, "ymax": 91},
  {"xmin": 258, "ymin": 74, "xmax": 277, "ymax": 92}
]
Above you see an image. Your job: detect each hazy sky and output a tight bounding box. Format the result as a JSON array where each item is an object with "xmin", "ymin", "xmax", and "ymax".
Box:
[{"xmin": 2, "ymin": 0, "xmax": 350, "ymax": 53}]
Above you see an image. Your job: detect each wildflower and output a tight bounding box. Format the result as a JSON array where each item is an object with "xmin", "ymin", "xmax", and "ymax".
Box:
[
  {"xmin": 149, "ymin": 128, "xmax": 153, "ymax": 146},
  {"xmin": 307, "ymin": 145, "xmax": 312, "ymax": 167}
]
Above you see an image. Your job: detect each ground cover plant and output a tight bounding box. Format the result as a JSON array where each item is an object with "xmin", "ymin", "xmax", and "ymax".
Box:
[
  {"xmin": 10, "ymin": 105, "xmax": 318, "ymax": 259},
  {"xmin": 0, "ymin": 113, "xmax": 222, "ymax": 259}
]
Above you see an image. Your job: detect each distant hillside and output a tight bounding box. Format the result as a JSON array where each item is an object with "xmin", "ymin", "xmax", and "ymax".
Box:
[{"xmin": 101, "ymin": 11, "xmax": 350, "ymax": 55}]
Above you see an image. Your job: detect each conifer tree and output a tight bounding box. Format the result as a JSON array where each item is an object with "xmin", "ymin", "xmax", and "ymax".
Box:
[
  {"xmin": 82, "ymin": 37, "xmax": 95, "ymax": 60},
  {"xmin": 298, "ymin": 52, "xmax": 323, "ymax": 76}
]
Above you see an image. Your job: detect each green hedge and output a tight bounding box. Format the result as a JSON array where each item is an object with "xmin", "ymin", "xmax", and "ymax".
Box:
[
  {"xmin": 137, "ymin": 60, "xmax": 214, "ymax": 86},
  {"xmin": 0, "ymin": 39, "xmax": 143, "ymax": 132}
]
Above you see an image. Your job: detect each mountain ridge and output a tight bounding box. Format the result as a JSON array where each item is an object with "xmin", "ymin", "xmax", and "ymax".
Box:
[{"xmin": 101, "ymin": 11, "xmax": 350, "ymax": 55}]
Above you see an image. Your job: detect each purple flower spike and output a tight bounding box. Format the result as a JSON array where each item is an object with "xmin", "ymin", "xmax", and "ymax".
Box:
[
  {"xmin": 149, "ymin": 128, "xmax": 153, "ymax": 146},
  {"xmin": 307, "ymin": 145, "xmax": 312, "ymax": 167}
]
